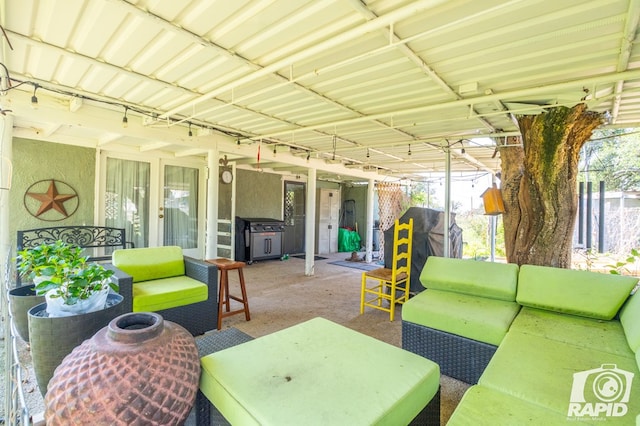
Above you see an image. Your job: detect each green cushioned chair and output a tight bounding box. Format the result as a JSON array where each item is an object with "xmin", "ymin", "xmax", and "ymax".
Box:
[{"xmin": 108, "ymin": 246, "xmax": 218, "ymax": 336}]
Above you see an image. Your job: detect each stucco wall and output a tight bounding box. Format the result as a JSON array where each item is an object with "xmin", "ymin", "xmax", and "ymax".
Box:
[
  {"xmin": 10, "ymin": 138, "xmax": 95, "ymax": 245},
  {"xmin": 235, "ymin": 168, "xmax": 283, "ymax": 219}
]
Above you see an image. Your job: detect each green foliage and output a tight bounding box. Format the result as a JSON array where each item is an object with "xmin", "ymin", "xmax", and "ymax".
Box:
[
  {"xmin": 607, "ymin": 248, "xmax": 640, "ymax": 275},
  {"xmin": 16, "ymin": 240, "xmax": 117, "ymax": 305},
  {"xmin": 456, "ymin": 210, "xmax": 506, "ymax": 259},
  {"xmin": 580, "ymin": 129, "xmax": 640, "ymax": 191}
]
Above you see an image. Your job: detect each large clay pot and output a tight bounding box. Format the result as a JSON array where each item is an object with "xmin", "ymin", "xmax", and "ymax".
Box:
[
  {"xmin": 45, "ymin": 312, "xmax": 201, "ymax": 426},
  {"xmin": 28, "ymin": 293, "xmax": 125, "ymax": 395},
  {"xmin": 8, "ymin": 284, "xmax": 45, "ymax": 342}
]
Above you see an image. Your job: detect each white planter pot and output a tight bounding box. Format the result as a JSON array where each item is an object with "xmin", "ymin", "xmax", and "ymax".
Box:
[{"xmin": 45, "ymin": 283, "xmax": 111, "ymax": 318}]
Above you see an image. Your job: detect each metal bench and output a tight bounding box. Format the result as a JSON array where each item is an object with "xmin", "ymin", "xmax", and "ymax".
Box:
[{"xmin": 16, "ymin": 226, "xmax": 133, "ymax": 284}]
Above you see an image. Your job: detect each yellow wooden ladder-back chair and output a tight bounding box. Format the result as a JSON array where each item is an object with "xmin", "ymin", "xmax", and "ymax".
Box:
[{"xmin": 360, "ymin": 218, "xmax": 413, "ymax": 321}]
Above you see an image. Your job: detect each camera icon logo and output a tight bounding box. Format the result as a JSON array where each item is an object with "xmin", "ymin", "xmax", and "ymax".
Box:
[{"xmin": 567, "ymin": 364, "xmax": 634, "ymax": 418}]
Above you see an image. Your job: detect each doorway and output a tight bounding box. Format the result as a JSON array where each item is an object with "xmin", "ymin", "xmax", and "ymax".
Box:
[
  {"xmin": 100, "ymin": 153, "xmax": 206, "ymax": 258},
  {"xmin": 283, "ymin": 181, "xmax": 305, "ymax": 255}
]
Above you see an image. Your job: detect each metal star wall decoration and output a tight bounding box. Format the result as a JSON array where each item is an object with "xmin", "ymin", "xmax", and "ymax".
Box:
[{"xmin": 26, "ymin": 179, "xmax": 78, "ymax": 218}]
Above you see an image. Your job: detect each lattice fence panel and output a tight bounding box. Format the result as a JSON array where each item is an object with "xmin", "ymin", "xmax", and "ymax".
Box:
[{"xmin": 376, "ymin": 182, "xmax": 404, "ymax": 261}]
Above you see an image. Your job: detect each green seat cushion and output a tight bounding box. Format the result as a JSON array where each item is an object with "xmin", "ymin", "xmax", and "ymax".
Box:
[
  {"xmin": 402, "ymin": 289, "xmax": 520, "ymax": 346},
  {"xmin": 448, "ymin": 385, "xmax": 570, "ymax": 426},
  {"xmin": 112, "ymin": 246, "xmax": 185, "ymax": 282},
  {"xmin": 620, "ymin": 289, "xmax": 640, "ymax": 352},
  {"xmin": 517, "ymin": 265, "xmax": 637, "ymax": 320},
  {"xmin": 419, "ymin": 257, "xmax": 519, "ymax": 301},
  {"xmin": 510, "ymin": 307, "xmax": 633, "ymax": 357},
  {"xmin": 200, "ymin": 317, "xmax": 440, "ymax": 426},
  {"xmin": 480, "ymin": 331, "xmax": 640, "ymax": 422},
  {"xmin": 132, "ymin": 276, "xmax": 208, "ymax": 312}
]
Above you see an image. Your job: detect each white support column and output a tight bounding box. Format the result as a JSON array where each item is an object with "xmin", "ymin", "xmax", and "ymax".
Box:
[
  {"xmin": 205, "ymin": 148, "xmax": 219, "ymax": 259},
  {"xmin": 365, "ymin": 178, "xmax": 375, "ymax": 263},
  {"xmin": 305, "ymin": 168, "xmax": 317, "ymax": 276},
  {"xmin": 443, "ymin": 149, "xmax": 451, "ymax": 258},
  {"xmin": 0, "ymin": 114, "xmax": 13, "ymax": 271}
]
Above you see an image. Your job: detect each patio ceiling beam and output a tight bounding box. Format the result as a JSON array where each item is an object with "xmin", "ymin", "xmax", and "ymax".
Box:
[
  {"xmin": 256, "ymin": 68, "xmax": 640, "ymax": 140},
  {"xmin": 610, "ymin": 0, "xmax": 640, "ymax": 123},
  {"xmin": 159, "ymin": 0, "xmax": 449, "ymax": 119},
  {"xmin": 345, "ymin": 0, "xmax": 499, "ymax": 134},
  {"xmin": 113, "ymin": 0, "xmax": 419, "ymax": 146}
]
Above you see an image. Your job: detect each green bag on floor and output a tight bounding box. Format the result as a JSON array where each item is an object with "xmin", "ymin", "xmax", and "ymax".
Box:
[{"xmin": 338, "ymin": 228, "xmax": 361, "ymax": 252}]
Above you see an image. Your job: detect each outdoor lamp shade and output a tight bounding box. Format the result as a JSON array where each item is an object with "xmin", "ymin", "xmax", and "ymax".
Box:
[{"xmin": 481, "ymin": 184, "xmax": 505, "ymax": 215}]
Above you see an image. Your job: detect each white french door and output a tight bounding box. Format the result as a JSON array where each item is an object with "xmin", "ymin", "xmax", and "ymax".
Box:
[{"xmin": 99, "ymin": 152, "xmax": 206, "ymax": 258}]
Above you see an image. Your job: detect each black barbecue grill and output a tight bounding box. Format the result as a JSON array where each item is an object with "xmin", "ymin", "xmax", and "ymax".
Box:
[{"xmin": 243, "ymin": 218, "xmax": 285, "ymax": 263}]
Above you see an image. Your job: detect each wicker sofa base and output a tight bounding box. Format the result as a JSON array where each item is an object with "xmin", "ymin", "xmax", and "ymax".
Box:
[{"xmin": 402, "ymin": 320, "xmax": 497, "ymax": 384}]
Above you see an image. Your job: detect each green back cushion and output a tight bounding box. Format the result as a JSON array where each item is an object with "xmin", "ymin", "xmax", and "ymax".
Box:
[
  {"xmin": 620, "ymin": 287, "xmax": 640, "ymax": 352},
  {"xmin": 112, "ymin": 246, "xmax": 185, "ymax": 282},
  {"xmin": 419, "ymin": 256, "xmax": 519, "ymax": 301},
  {"xmin": 517, "ymin": 265, "xmax": 637, "ymax": 320}
]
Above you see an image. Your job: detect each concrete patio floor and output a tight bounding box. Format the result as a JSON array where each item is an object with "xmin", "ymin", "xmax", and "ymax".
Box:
[{"xmin": 10, "ymin": 251, "xmax": 469, "ymax": 424}]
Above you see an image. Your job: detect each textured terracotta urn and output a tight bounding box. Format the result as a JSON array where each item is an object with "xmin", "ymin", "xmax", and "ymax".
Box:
[{"xmin": 44, "ymin": 312, "xmax": 201, "ymax": 426}]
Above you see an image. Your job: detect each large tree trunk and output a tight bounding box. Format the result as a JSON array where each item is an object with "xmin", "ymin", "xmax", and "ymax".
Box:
[{"xmin": 499, "ymin": 104, "xmax": 601, "ymax": 267}]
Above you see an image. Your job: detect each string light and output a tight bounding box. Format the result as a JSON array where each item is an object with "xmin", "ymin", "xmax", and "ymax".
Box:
[
  {"xmin": 122, "ymin": 107, "xmax": 128, "ymax": 128},
  {"xmin": 31, "ymin": 84, "xmax": 39, "ymax": 109}
]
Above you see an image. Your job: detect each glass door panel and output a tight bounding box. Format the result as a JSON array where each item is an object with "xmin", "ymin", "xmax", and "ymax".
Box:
[
  {"xmin": 162, "ymin": 164, "xmax": 199, "ymax": 252},
  {"xmin": 104, "ymin": 157, "xmax": 150, "ymax": 249}
]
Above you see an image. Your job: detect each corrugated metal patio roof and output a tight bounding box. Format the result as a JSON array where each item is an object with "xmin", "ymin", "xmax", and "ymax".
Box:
[{"xmin": 2, "ymin": 0, "xmax": 639, "ymax": 182}]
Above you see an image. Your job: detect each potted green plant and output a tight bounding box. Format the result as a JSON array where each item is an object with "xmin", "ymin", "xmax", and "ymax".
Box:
[
  {"xmin": 17, "ymin": 240, "xmax": 126, "ymax": 395},
  {"xmin": 17, "ymin": 240, "xmax": 118, "ymax": 317}
]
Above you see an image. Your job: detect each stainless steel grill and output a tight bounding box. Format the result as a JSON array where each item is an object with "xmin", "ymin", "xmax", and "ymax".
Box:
[{"xmin": 243, "ymin": 218, "xmax": 285, "ymax": 263}]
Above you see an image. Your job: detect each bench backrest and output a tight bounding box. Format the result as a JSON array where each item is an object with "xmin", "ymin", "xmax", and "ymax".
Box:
[{"xmin": 17, "ymin": 226, "xmax": 130, "ymax": 262}]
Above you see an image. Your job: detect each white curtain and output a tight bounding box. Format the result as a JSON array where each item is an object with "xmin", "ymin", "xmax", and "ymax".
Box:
[
  {"xmin": 105, "ymin": 158, "xmax": 150, "ymax": 248},
  {"xmin": 163, "ymin": 165, "xmax": 198, "ymax": 249}
]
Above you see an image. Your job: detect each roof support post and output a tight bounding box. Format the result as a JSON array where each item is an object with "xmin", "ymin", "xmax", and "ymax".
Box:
[
  {"xmin": 205, "ymin": 147, "xmax": 219, "ymax": 259},
  {"xmin": 305, "ymin": 168, "xmax": 317, "ymax": 276},
  {"xmin": 365, "ymin": 178, "xmax": 375, "ymax": 263},
  {"xmin": 444, "ymin": 148, "xmax": 451, "ymax": 258}
]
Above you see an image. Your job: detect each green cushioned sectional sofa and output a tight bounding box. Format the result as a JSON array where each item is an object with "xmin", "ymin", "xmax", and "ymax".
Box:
[{"xmin": 402, "ymin": 256, "xmax": 640, "ymax": 425}]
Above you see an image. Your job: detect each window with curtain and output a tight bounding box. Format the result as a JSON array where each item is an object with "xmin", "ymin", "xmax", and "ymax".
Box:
[{"xmin": 105, "ymin": 158, "xmax": 150, "ymax": 249}]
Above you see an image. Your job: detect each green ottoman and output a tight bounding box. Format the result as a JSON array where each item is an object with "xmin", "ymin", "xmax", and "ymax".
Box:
[{"xmin": 199, "ymin": 317, "xmax": 440, "ymax": 425}]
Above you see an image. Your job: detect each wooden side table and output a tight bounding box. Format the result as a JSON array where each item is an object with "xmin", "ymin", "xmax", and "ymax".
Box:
[{"xmin": 206, "ymin": 258, "xmax": 251, "ymax": 330}]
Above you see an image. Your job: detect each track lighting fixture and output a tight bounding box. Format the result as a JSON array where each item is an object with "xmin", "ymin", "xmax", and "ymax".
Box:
[
  {"xmin": 31, "ymin": 84, "xmax": 38, "ymax": 109},
  {"xmin": 188, "ymin": 123, "xmax": 192, "ymax": 137},
  {"xmin": 122, "ymin": 107, "xmax": 128, "ymax": 128},
  {"xmin": 408, "ymin": 144, "xmax": 411, "ymax": 156},
  {"xmin": 306, "ymin": 152, "xmax": 310, "ymax": 162}
]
